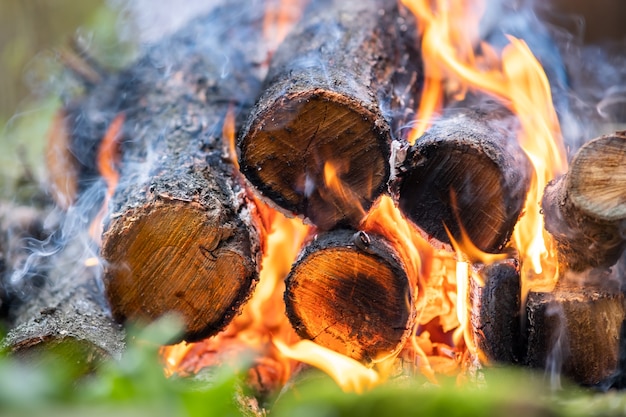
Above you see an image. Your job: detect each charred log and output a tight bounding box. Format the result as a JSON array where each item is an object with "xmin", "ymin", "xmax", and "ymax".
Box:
[
  {"xmin": 542, "ymin": 132, "xmax": 626, "ymax": 272},
  {"xmin": 238, "ymin": 0, "xmax": 422, "ymax": 230},
  {"xmin": 524, "ymin": 282, "xmax": 625, "ymax": 386},
  {"xmin": 470, "ymin": 256, "xmax": 522, "ymax": 365},
  {"xmin": 392, "ymin": 99, "xmax": 532, "ymax": 252},
  {"xmin": 284, "ymin": 229, "xmax": 415, "ymax": 363},
  {"xmin": 67, "ymin": 4, "xmax": 272, "ymax": 342},
  {"xmin": 3, "ymin": 237, "xmax": 124, "ymax": 367}
]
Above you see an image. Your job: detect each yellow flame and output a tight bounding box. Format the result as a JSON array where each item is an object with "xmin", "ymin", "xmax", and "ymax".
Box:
[
  {"xmin": 274, "ymin": 339, "xmax": 380, "ymax": 393},
  {"xmin": 444, "ymin": 224, "xmax": 507, "ymax": 270},
  {"xmin": 403, "ymin": 0, "xmax": 567, "ymax": 289}
]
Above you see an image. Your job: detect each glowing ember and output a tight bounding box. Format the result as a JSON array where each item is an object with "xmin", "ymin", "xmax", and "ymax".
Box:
[
  {"xmin": 402, "ymin": 0, "xmax": 567, "ymax": 291},
  {"xmin": 88, "ymin": 113, "xmax": 124, "ymax": 244}
]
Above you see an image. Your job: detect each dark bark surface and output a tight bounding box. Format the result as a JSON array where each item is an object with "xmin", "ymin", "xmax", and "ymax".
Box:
[
  {"xmin": 470, "ymin": 256, "xmax": 522, "ymax": 365},
  {"xmin": 284, "ymin": 229, "xmax": 414, "ymax": 363},
  {"xmin": 524, "ymin": 282, "xmax": 624, "ymax": 386},
  {"xmin": 3, "ymin": 237, "xmax": 125, "ymax": 366},
  {"xmin": 239, "ymin": 0, "xmax": 422, "ymax": 230},
  {"xmin": 393, "ymin": 99, "xmax": 532, "ymax": 252}
]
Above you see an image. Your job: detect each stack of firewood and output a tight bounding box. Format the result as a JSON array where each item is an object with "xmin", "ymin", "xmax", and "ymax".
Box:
[{"xmin": 2, "ymin": 0, "xmax": 625, "ymax": 388}]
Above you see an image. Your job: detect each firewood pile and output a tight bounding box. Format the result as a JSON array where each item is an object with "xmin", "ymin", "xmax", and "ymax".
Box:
[{"xmin": 1, "ymin": 0, "xmax": 625, "ymax": 393}]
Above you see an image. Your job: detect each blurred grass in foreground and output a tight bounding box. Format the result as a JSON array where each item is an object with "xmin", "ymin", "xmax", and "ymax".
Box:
[{"xmin": 1, "ymin": 316, "xmax": 626, "ymax": 417}]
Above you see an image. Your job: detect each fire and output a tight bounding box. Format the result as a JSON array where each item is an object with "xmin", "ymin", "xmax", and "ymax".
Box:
[
  {"xmin": 402, "ymin": 0, "xmax": 567, "ymax": 290},
  {"xmin": 274, "ymin": 339, "xmax": 380, "ymax": 393},
  {"xmin": 363, "ymin": 197, "xmax": 470, "ymax": 380},
  {"xmin": 263, "ymin": 0, "xmax": 306, "ymax": 55},
  {"xmin": 88, "ymin": 113, "xmax": 124, "ymax": 245},
  {"xmin": 162, "ymin": 101, "xmax": 311, "ymax": 386},
  {"xmin": 163, "ymin": 0, "xmax": 570, "ymax": 394},
  {"xmin": 161, "ymin": 200, "xmax": 310, "ymax": 382}
]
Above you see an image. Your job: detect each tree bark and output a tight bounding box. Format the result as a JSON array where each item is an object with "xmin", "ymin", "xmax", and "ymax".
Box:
[
  {"xmin": 67, "ymin": 3, "xmax": 271, "ymax": 342},
  {"xmin": 238, "ymin": 0, "xmax": 422, "ymax": 230},
  {"xmin": 542, "ymin": 131, "xmax": 626, "ymax": 272},
  {"xmin": 284, "ymin": 229, "xmax": 415, "ymax": 363},
  {"xmin": 392, "ymin": 99, "xmax": 532, "ymax": 253},
  {"xmin": 524, "ymin": 281, "xmax": 624, "ymax": 386},
  {"xmin": 3, "ymin": 237, "xmax": 125, "ymax": 368}
]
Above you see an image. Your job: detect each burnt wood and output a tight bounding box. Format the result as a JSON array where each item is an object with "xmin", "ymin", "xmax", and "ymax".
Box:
[
  {"xmin": 470, "ymin": 256, "xmax": 522, "ymax": 365},
  {"xmin": 284, "ymin": 229, "xmax": 415, "ymax": 363},
  {"xmin": 392, "ymin": 100, "xmax": 532, "ymax": 253},
  {"xmin": 524, "ymin": 282, "xmax": 624, "ymax": 386},
  {"xmin": 3, "ymin": 237, "xmax": 124, "ymax": 367},
  {"xmin": 238, "ymin": 0, "xmax": 422, "ymax": 230},
  {"xmin": 542, "ymin": 132, "xmax": 626, "ymax": 272},
  {"xmin": 69, "ymin": 4, "xmax": 271, "ymax": 342}
]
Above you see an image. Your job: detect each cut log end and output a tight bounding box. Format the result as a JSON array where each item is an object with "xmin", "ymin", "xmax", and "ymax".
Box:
[
  {"xmin": 567, "ymin": 132, "xmax": 626, "ymax": 222},
  {"xmin": 524, "ymin": 285, "xmax": 625, "ymax": 386},
  {"xmin": 240, "ymin": 90, "xmax": 389, "ymax": 230},
  {"xmin": 395, "ymin": 109, "xmax": 531, "ymax": 252},
  {"xmin": 102, "ymin": 201, "xmax": 258, "ymax": 342},
  {"xmin": 542, "ymin": 132, "xmax": 626, "ymax": 272},
  {"xmin": 284, "ymin": 230, "xmax": 413, "ymax": 363}
]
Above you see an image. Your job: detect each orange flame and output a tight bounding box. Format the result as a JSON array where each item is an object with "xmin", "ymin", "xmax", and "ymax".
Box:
[
  {"xmin": 403, "ymin": 0, "xmax": 567, "ymax": 290},
  {"xmin": 223, "ymin": 106, "xmax": 238, "ymax": 171},
  {"xmin": 89, "ymin": 113, "xmax": 124, "ymax": 244},
  {"xmin": 263, "ymin": 0, "xmax": 307, "ymax": 57},
  {"xmin": 274, "ymin": 339, "xmax": 380, "ymax": 393}
]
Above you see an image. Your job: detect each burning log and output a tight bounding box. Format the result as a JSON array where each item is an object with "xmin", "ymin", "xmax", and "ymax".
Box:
[
  {"xmin": 73, "ymin": 5, "xmax": 272, "ymax": 342},
  {"xmin": 524, "ymin": 281, "xmax": 625, "ymax": 386},
  {"xmin": 469, "ymin": 256, "xmax": 522, "ymax": 365},
  {"xmin": 542, "ymin": 132, "xmax": 626, "ymax": 272},
  {"xmin": 284, "ymin": 229, "xmax": 415, "ymax": 363},
  {"xmin": 392, "ymin": 100, "xmax": 532, "ymax": 253},
  {"xmin": 3, "ymin": 237, "xmax": 125, "ymax": 366},
  {"xmin": 238, "ymin": 0, "xmax": 422, "ymax": 230}
]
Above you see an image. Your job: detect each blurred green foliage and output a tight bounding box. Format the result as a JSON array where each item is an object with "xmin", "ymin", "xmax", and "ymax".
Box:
[
  {"xmin": 1, "ymin": 316, "xmax": 626, "ymax": 417},
  {"xmin": 0, "ymin": 0, "xmax": 135, "ymax": 199}
]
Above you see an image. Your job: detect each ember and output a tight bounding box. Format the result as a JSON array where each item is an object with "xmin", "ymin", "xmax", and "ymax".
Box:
[{"xmin": 2, "ymin": 0, "xmax": 626, "ymax": 412}]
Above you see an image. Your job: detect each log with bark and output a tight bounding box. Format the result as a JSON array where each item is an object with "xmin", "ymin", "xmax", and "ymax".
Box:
[
  {"xmin": 469, "ymin": 255, "xmax": 522, "ymax": 365},
  {"xmin": 66, "ymin": 3, "xmax": 272, "ymax": 342},
  {"xmin": 284, "ymin": 229, "xmax": 415, "ymax": 363},
  {"xmin": 524, "ymin": 279, "xmax": 625, "ymax": 386},
  {"xmin": 238, "ymin": 0, "xmax": 422, "ymax": 230},
  {"xmin": 392, "ymin": 98, "xmax": 532, "ymax": 253},
  {"xmin": 3, "ymin": 236, "xmax": 125, "ymax": 368},
  {"xmin": 0, "ymin": 201, "xmax": 53, "ymax": 315},
  {"xmin": 542, "ymin": 131, "xmax": 626, "ymax": 272}
]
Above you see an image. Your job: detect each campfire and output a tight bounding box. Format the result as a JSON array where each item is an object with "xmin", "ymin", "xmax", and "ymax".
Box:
[{"xmin": 2, "ymin": 0, "xmax": 625, "ymax": 411}]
